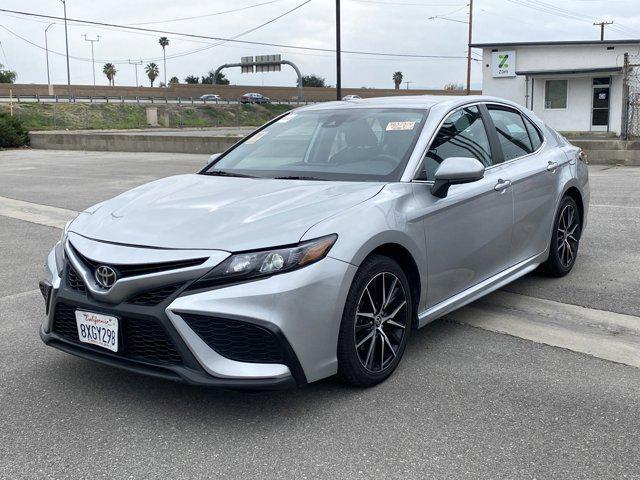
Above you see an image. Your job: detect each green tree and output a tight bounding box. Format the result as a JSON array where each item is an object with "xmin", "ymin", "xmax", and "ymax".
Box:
[
  {"xmin": 0, "ymin": 112, "xmax": 28, "ymax": 147},
  {"xmin": 201, "ymin": 70, "xmax": 229, "ymax": 85},
  {"xmin": 159, "ymin": 36, "xmax": 169, "ymax": 86},
  {"xmin": 300, "ymin": 74, "xmax": 326, "ymax": 88},
  {"xmin": 0, "ymin": 64, "xmax": 17, "ymax": 83},
  {"xmin": 169, "ymin": 76, "xmax": 179, "ymax": 85},
  {"xmin": 102, "ymin": 63, "xmax": 117, "ymax": 86},
  {"xmin": 392, "ymin": 71, "xmax": 403, "ymax": 90},
  {"xmin": 184, "ymin": 75, "xmax": 199, "ymax": 84},
  {"xmin": 145, "ymin": 62, "xmax": 160, "ymax": 87}
]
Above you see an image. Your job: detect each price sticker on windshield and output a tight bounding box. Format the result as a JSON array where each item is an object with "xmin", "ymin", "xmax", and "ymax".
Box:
[
  {"xmin": 386, "ymin": 121, "xmax": 416, "ymax": 131},
  {"xmin": 245, "ymin": 131, "xmax": 268, "ymax": 144}
]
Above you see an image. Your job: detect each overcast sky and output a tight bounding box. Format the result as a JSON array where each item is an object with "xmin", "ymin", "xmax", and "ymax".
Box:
[{"xmin": 1, "ymin": 0, "xmax": 639, "ymax": 90}]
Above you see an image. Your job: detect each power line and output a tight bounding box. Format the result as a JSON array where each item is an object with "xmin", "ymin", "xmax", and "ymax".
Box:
[
  {"xmin": 0, "ymin": 7, "xmax": 469, "ymax": 60},
  {"xmin": 127, "ymin": 0, "xmax": 286, "ymax": 26},
  {"xmin": 0, "ymin": 0, "xmax": 314, "ymax": 66}
]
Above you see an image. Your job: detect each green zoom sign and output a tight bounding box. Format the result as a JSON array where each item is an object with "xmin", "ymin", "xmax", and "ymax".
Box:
[
  {"xmin": 498, "ymin": 54, "xmax": 509, "ymax": 68},
  {"xmin": 491, "ymin": 50, "xmax": 516, "ymax": 77}
]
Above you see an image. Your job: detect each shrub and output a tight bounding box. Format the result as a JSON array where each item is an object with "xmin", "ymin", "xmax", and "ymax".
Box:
[{"xmin": 0, "ymin": 112, "xmax": 28, "ymax": 147}]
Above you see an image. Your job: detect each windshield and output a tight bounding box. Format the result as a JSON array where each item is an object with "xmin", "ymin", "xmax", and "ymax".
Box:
[{"xmin": 204, "ymin": 108, "xmax": 428, "ymax": 181}]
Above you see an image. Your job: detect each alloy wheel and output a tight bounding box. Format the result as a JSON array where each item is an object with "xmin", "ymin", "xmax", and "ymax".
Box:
[
  {"xmin": 354, "ymin": 272, "xmax": 408, "ymax": 373},
  {"xmin": 557, "ymin": 203, "xmax": 580, "ymax": 268}
]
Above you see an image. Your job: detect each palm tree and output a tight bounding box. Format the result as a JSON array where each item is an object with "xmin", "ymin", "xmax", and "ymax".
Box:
[
  {"xmin": 145, "ymin": 62, "xmax": 159, "ymax": 87},
  {"xmin": 102, "ymin": 63, "xmax": 117, "ymax": 86},
  {"xmin": 159, "ymin": 37, "xmax": 169, "ymax": 87},
  {"xmin": 392, "ymin": 71, "xmax": 403, "ymax": 90}
]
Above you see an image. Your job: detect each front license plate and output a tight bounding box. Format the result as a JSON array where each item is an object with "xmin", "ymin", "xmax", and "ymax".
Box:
[{"xmin": 75, "ymin": 310, "xmax": 119, "ymax": 352}]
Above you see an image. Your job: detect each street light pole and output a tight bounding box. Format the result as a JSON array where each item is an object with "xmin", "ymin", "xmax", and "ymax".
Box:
[
  {"xmin": 83, "ymin": 34, "xmax": 100, "ymax": 86},
  {"xmin": 44, "ymin": 23, "xmax": 54, "ymax": 95},
  {"xmin": 61, "ymin": 0, "xmax": 72, "ymax": 102},
  {"xmin": 128, "ymin": 59, "xmax": 143, "ymax": 86},
  {"xmin": 336, "ymin": 0, "xmax": 341, "ymax": 100}
]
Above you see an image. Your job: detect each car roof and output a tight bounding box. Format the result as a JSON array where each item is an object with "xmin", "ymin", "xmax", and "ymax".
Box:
[{"xmin": 296, "ymin": 95, "xmax": 522, "ymax": 112}]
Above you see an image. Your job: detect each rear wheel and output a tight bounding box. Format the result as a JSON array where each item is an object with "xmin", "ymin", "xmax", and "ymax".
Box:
[
  {"xmin": 541, "ymin": 195, "xmax": 582, "ymax": 277},
  {"xmin": 337, "ymin": 255, "xmax": 412, "ymax": 387}
]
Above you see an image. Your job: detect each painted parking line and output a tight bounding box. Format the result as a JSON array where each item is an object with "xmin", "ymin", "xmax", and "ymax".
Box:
[
  {"xmin": 449, "ymin": 291, "xmax": 640, "ymax": 369},
  {"xmin": 0, "ymin": 196, "xmax": 78, "ymax": 229},
  {"xmin": 590, "ymin": 204, "xmax": 640, "ymax": 209}
]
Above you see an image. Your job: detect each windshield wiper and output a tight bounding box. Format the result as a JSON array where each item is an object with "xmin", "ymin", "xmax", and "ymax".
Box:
[
  {"xmin": 202, "ymin": 170, "xmax": 256, "ymax": 178},
  {"xmin": 274, "ymin": 175, "xmax": 325, "ymax": 181}
]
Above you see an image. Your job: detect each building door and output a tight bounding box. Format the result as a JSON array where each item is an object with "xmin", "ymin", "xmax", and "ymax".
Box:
[{"xmin": 591, "ymin": 77, "xmax": 611, "ymax": 132}]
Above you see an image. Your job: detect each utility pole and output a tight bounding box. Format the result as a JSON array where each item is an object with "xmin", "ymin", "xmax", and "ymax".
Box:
[
  {"xmin": 128, "ymin": 59, "xmax": 143, "ymax": 86},
  {"xmin": 44, "ymin": 23, "xmax": 54, "ymax": 95},
  {"xmin": 405, "ymin": 81, "xmax": 413, "ymax": 90},
  {"xmin": 61, "ymin": 0, "xmax": 72, "ymax": 102},
  {"xmin": 466, "ymin": 0, "xmax": 474, "ymax": 95},
  {"xmin": 336, "ymin": 0, "xmax": 342, "ymax": 100},
  {"xmin": 82, "ymin": 34, "xmax": 100, "ymax": 86},
  {"xmin": 593, "ymin": 20, "xmax": 614, "ymax": 41}
]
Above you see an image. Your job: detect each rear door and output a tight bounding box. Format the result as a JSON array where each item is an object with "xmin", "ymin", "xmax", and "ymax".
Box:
[
  {"xmin": 485, "ymin": 104, "xmax": 567, "ymax": 263},
  {"xmin": 414, "ymin": 104, "xmax": 515, "ymax": 307}
]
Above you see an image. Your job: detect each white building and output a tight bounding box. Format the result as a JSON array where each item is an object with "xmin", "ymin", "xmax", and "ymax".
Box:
[{"xmin": 472, "ymin": 39, "xmax": 640, "ymax": 135}]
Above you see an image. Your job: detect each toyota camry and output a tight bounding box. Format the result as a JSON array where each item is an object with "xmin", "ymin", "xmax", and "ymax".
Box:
[{"xmin": 39, "ymin": 95, "xmax": 589, "ymax": 388}]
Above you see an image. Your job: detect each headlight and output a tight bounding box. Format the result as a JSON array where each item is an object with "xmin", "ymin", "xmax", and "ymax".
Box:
[
  {"xmin": 54, "ymin": 220, "xmax": 74, "ymax": 274},
  {"xmin": 191, "ymin": 234, "xmax": 337, "ymax": 288}
]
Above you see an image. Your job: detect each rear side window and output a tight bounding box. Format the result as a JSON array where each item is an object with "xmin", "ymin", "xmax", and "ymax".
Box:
[
  {"xmin": 487, "ymin": 106, "xmax": 533, "ymax": 161},
  {"xmin": 419, "ymin": 105, "xmax": 492, "ymax": 181},
  {"xmin": 523, "ymin": 116, "xmax": 544, "ymax": 150}
]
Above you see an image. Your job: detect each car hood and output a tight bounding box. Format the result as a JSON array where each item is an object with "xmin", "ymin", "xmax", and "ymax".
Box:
[{"xmin": 70, "ymin": 174, "xmax": 383, "ymax": 251}]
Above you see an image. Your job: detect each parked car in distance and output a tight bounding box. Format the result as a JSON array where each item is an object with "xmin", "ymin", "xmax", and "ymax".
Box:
[
  {"xmin": 200, "ymin": 94, "xmax": 222, "ymax": 101},
  {"xmin": 39, "ymin": 95, "xmax": 589, "ymax": 390},
  {"xmin": 240, "ymin": 92, "xmax": 270, "ymax": 104},
  {"xmin": 342, "ymin": 94, "xmax": 362, "ymax": 101}
]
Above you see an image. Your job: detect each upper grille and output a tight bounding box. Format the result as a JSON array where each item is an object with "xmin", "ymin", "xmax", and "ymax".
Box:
[
  {"xmin": 180, "ymin": 313, "xmax": 284, "ymax": 364},
  {"xmin": 70, "ymin": 244, "xmax": 206, "ymax": 279},
  {"xmin": 66, "ymin": 264, "xmax": 86, "ymax": 293},
  {"xmin": 127, "ymin": 284, "xmax": 183, "ymax": 306},
  {"xmin": 52, "ymin": 302, "xmax": 182, "ymax": 365}
]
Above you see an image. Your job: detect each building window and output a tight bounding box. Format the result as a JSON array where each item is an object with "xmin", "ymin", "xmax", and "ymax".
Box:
[{"xmin": 545, "ymin": 80, "xmax": 568, "ymax": 109}]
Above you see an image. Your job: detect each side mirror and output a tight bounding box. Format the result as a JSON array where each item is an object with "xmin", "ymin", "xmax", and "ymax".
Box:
[
  {"xmin": 208, "ymin": 153, "xmax": 221, "ymax": 165},
  {"xmin": 431, "ymin": 157, "xmax": 485, "ymax": 198}
]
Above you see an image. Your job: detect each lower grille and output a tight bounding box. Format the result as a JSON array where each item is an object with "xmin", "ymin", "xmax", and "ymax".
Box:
[
  {"xmin": 52, "ymin": 302, "xmax": 182, "ymax": 365},
  {"xmin": 180, "ymin": 313, "xmax": 284, "ymax": 364}
]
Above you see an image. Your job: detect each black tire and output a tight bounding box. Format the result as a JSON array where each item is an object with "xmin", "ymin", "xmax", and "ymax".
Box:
[
  {"xmin": 541, "ymin": 195, "xmax": 582, "ymax": 277},
  {"xmin": 337, "ymin": 255, "xmax": 413, "ymax": 387}
]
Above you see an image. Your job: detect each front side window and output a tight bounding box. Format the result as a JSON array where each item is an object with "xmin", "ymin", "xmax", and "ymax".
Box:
[
  {"xmin": 418, "ymin": 105, "xmax": 492, "ymax": 181},
  {"xmin": 545, "ymin": 80, "xmax": 568, "ymax": 109},
  {"xmin": 205, "ymin": 108, "xmax": 427, "ymax": 182},
  {"xmin": 487, "ymin": 106, "xmax": 533, "ymax": 162}
]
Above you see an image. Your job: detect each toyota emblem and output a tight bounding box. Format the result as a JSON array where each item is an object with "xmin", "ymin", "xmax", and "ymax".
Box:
[{"xmin": 95, "ymin": 265, "xmax": 118, "ymax": 289}]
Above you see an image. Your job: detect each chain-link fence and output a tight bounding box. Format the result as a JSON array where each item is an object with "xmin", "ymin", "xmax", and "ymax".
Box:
[{"xmin": 622, "ymin": 53, "xmax": 640, "ymax": 139}]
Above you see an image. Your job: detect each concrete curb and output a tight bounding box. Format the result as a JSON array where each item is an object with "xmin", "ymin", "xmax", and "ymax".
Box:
[
  {"xmin": 450, "ymin": 291, "xmax": 640, "ymax": 369},
  {"xmin": 29, "ymin": 130, "xmax": 246, "ymax": 154}
]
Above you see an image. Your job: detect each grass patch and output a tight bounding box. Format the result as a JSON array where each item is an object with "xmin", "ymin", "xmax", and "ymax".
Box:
[{"xmin": 0, "ymin": 102, "xmax": 294, "ymax": 131}]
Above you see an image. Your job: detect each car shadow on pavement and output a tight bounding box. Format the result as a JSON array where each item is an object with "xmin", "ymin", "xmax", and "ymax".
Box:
[{"xmin": 43, "ymin": 319, "xmax": 450, "ymax": 420}]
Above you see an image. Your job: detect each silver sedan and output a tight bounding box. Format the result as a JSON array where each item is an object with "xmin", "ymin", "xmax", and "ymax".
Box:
[{"xmin": 39, "ymin": 95, "xmax": 589, "ymax": 388}]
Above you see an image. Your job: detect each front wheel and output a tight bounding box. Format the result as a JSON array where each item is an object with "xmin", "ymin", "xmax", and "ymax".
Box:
[
  {"xmin": 541, "ymin": 195, "xmax": 582, "ymax": 277},
  {"xmin": 337, "ymin": 255, "xmax": 412, "ymax": 387}
]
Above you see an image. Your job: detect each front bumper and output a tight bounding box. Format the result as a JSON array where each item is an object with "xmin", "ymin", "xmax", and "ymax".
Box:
[{"xmin": 40, "ymin": 237, "xmax": 356, "ymax": 388}]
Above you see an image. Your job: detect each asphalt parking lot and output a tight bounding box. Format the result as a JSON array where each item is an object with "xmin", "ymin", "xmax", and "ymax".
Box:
[{"xmin": 1, "ymin": 150, "xmax": 639, "ymax": 479}]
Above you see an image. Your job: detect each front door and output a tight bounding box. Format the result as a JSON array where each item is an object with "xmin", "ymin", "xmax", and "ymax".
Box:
[
  {"xmin": 591, "ymin": 77, "xmax": 611, "ymax": 132},
  {"xmin": 413, "ymin": 105, "xmax": 514, "ymax": 308}
]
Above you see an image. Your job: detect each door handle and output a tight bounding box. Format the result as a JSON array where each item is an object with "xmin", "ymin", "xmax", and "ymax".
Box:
[
  {"xmin": 494, "ymin": 179, "xmax": 512, "ymax": 192},
  {"xmin": 547, "ymin": 161, "xmax": 559, "ymax": 172}
]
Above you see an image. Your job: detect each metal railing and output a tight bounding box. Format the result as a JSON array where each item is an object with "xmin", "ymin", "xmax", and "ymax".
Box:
[{"xmin": 0, "ymin": 94, "xmax": 316, "ymax": 106}]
